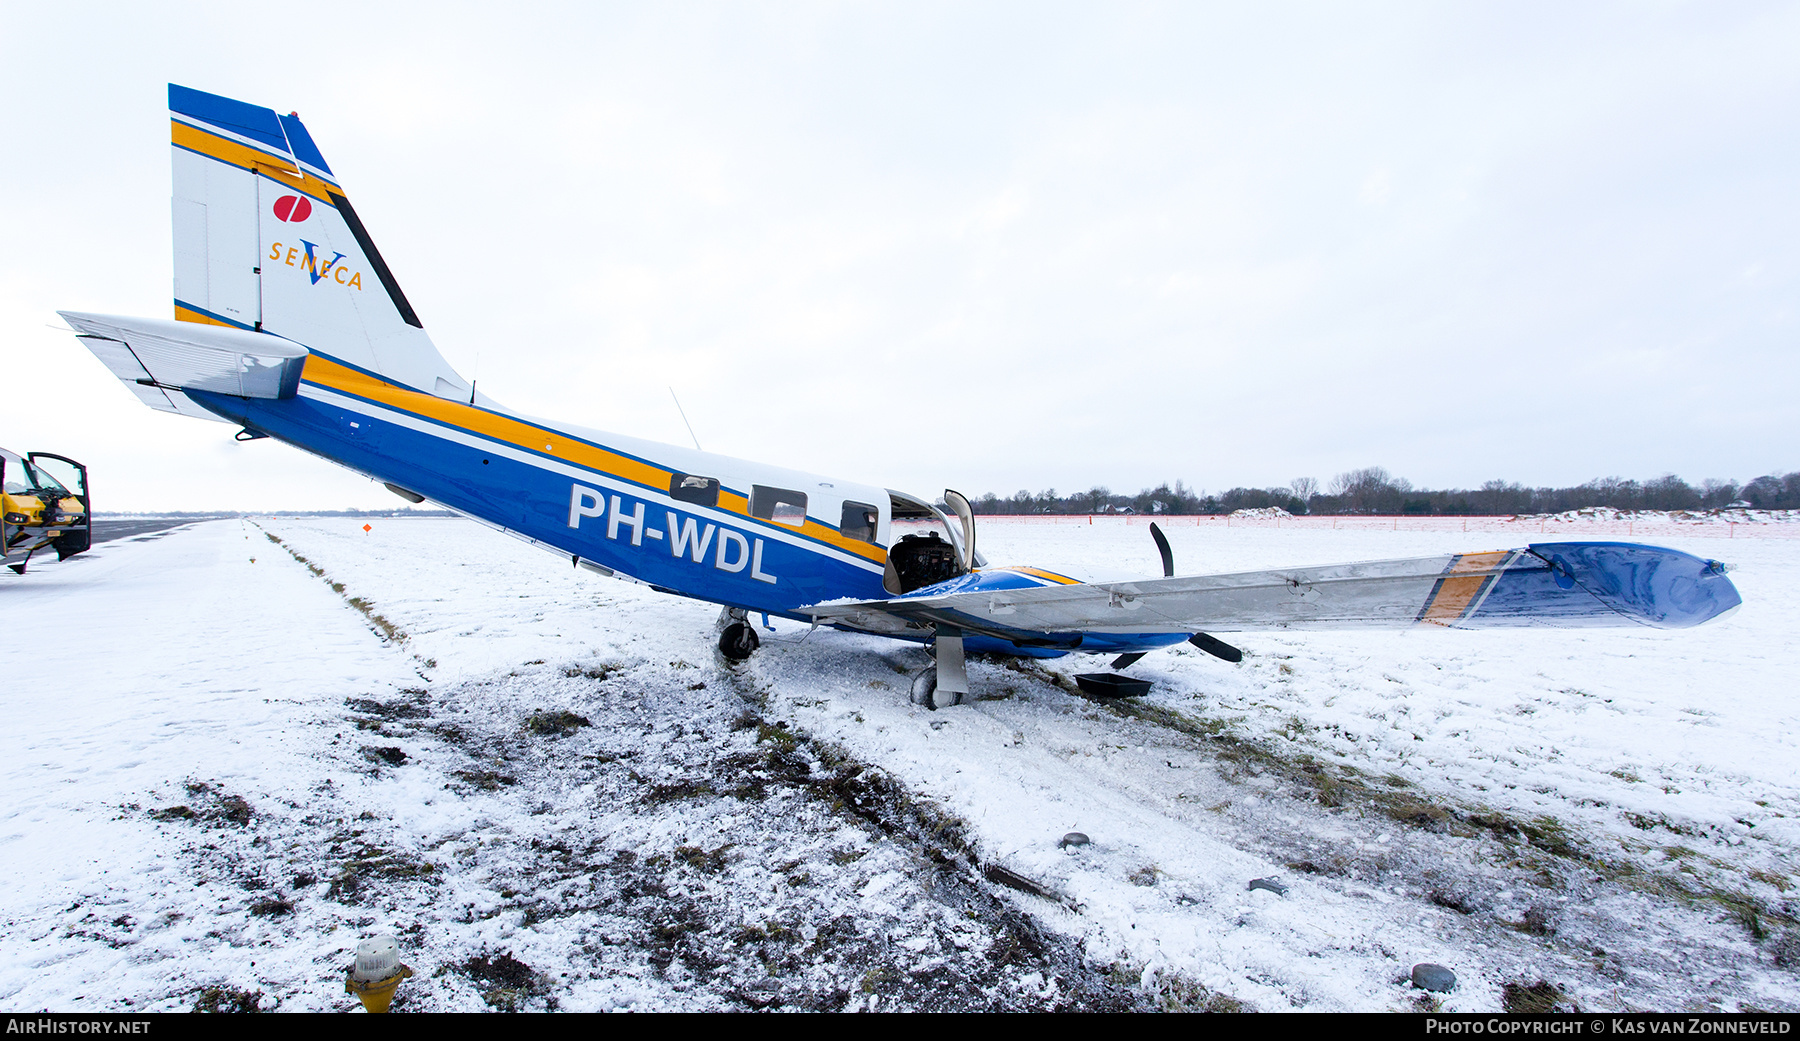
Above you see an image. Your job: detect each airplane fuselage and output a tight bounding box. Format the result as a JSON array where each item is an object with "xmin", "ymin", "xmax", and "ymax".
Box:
[
  {"xmin": 190, "ymin": 348, "xmax": 1190, "ymax": 658},
  {"xmin": 198, "ymin": 356, "xmax": 891, "ymax": 618}
]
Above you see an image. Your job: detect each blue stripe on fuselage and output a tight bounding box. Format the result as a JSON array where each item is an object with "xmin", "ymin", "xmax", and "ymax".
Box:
[
  {"xmin": 292, "ymin": 352, "xmax": 874, "ymax": 566},
  {"xmin": 189, "ymin": 388, "xmax": 889, "ymax": 619}
]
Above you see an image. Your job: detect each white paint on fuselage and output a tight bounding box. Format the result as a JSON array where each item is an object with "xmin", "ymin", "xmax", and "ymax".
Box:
[{"xmin": 299, "ymin": 383, "xmax": 891, "ymax": 582}]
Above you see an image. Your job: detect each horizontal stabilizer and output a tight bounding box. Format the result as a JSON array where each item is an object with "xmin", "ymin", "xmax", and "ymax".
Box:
[
  {"xmin": 803, "ymin": 543, "xmax": 1740, "ymax": 641},
  {"xmin": 62, "ymin": 312, "xmax": 307, "ymax": 419}
]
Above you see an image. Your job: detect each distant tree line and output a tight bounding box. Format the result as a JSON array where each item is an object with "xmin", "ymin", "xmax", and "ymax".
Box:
[{"xmin": 971, "ymin": 468, "xmax": 1800, "ymax": 517}]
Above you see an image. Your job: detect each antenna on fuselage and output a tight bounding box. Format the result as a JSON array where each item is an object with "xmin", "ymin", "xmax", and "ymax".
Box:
[{"xmin": 669, "ymin": 387, "xmax": 703, "ymax": 452}]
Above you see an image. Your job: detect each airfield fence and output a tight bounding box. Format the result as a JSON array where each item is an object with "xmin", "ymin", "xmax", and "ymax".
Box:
[{"xmin": 978, "ymin": 514, "xmax": 1800, "ymax": 540}]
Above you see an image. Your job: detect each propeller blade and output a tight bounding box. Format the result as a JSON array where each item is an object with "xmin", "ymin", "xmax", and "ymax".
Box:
[
  {"xmin": 1150, "ymin": 521, "xmax": 1174, "ymax": 577},
  {"xmin": 1189, "ymin": 632, "xmax": 1243, "ymax": 663},
  {"xmin": 1116, "ymin": 525, "xmax": 1176, "ymax": 670}
]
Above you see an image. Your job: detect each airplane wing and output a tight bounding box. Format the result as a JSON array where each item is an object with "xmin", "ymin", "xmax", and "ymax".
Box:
[{"xmin": 803, "ymin": 543, "xmax": 1740, "ymax": 640}]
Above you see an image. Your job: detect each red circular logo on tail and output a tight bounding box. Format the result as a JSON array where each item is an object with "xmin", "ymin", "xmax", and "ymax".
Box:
[{"xmin": 272, "ymin": 195, "xmax": 312, "ymax": 222}]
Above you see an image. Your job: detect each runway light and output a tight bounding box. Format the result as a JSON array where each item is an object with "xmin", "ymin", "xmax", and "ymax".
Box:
[{"xmin": 345, "ymin": 934, "xmax": 413, "ymax": 1013}]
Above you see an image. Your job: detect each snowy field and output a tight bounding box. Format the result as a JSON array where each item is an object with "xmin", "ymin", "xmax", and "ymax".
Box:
[{"xmin": 2, "ymin": 516, "xmax": 1796, "ymax": 1012}]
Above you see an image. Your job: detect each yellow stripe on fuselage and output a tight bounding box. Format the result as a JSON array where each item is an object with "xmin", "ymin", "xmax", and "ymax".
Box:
[
  {"xmin": 171, "ymin": 120, "xmax": 342, "ymax": 205},
  {"xmin": 1417, "ymin": 550, "xmax": 1511, "ymax": 626},
  {"xmin": 300, "ymin": 355, "xmax": 888, "ymax": 566}
]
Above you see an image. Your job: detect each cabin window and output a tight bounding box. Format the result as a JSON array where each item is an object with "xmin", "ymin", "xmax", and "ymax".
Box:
[
  {"xmin": 840, "ymin": 501, "xmax": 879, "ymax": 543},
  {"xmin": 669, "ymin": 472, "xmax": 720, "ymax": 507},
  {"xmin": 2, "ymin": 453, "xmax": 62, "ymax": 496},
  {"xmin": 750, "ymin": 485, "xmax": 808, "ymax": 526}
]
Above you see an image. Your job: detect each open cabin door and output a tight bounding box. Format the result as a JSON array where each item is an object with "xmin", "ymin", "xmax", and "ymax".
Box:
[
  {"xmin": 943, "ymin": 489, "xmax": 975, "ymax": 572},
  {"xmin": 27, "ymin": 453, "xmax": 91, "ymax": 559},
  {"xmin": 882, "ymin": 488, "xmax": 979, "ymax": 595}
]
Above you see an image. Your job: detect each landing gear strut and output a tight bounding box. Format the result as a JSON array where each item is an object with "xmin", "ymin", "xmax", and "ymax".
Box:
[
  {"xmin": 910, "ymin": 624, "xmax": 968, "ymax": 710},
  {"xmin": 717, "ymin": 606, "xmax": 759, "ymax": 662}
]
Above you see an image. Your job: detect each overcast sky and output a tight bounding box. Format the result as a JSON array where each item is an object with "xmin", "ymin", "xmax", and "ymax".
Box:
[{"xmin": 4, "ymin": 2, "xmax": 1796, "ymax": 510}]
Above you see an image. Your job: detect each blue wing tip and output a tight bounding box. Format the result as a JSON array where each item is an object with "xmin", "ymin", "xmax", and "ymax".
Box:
[{"xmin": 1527, "ymin": 541, "xmax": 1743, "ymax": 628}]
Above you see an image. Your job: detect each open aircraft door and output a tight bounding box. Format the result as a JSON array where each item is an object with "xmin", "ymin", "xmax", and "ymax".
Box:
[
  {"xmin": 2, "ymin": 450, "xmax": 91, "ymax": 573},
  {"xmin": 943, "ymin": 489, "xmax": 976, "ymax": 572},
  {"xmin": 29, "ymin": 454, "xmax": 91, "ymax": 559}
]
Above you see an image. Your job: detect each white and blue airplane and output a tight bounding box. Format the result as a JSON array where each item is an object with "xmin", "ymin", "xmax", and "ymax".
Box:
[{"xmin": 61, "ymin": 86, "xmax": 1741, "ymax": 707}]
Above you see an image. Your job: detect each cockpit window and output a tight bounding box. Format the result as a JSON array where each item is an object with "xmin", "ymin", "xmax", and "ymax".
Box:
[
  {"xmin": 669, "ymin": 472, "xmax": 719, "ymax": 507},
  {"xmin": 750, "ymin": 486, "xmax": 808, "ymax": 526},
  {"xmin": 27, "ymin": 464, "xmax": 66, "ymax": 494},
  {"xmin": 2, "ymin": 453, "xmax": 61, "ymax": 496},
  {"xmin": 839, "ymin": 501, "xmax": 878, "ymax": 543}
]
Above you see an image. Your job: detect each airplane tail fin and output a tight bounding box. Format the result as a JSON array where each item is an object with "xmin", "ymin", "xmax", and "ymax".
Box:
[{"xmin": 160, "ymin": 84, "xmax": 471, "ymax": 400}]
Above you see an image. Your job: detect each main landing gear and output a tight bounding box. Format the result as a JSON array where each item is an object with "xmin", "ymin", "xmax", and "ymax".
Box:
[
  {"xmin": 910, "ymin": 624, "xmax": 968, "ymax": 711},
  {"xmin": 717, "ymin": 606, "xmax": 760, "ymax": 663}
]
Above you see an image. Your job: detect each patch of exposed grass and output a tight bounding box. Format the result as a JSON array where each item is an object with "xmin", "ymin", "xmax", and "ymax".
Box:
[
  {"xmin": 1711, "ymin": 892, "xmax": 1770, "ymax": 941},
  {"xmin": 452, "ymin": 769, "xmax": 517, "ymax": 791},
  {"xmin": 360, "ymin": 745, "xmax": 408, "ymax": 767},
  {"xmin": 1518, "ymin": 816, "xmax": 1579, "ymax": 858},
  {"xmin": 461, "ymin": 951, "xmax": 540, "ymax": 1010},
  {"xmin": 1151, "ymin": 972, "xmax": 1247, "ymax": 1013},
  {"xmin": 754, "ymin": 721, "xmax": 799, "ymax": 750},
  {"xmin": 346, "ymin": 695, "xmax": 430, "ymax": 721},
  {"xmin": 345, "ymin": 597, "xmax": 405, "ymax": 643},
  {"xmin": 151, "ymin": 784, "xmax": 252, "ymax": 827},
  {"xmin": 248, "ymin": 896, "xmax": 293, "ymax": 917},
  {"xmin": 192, "ymin": 986, "xmax": 264, "ymax": 1013},
  {"xmin": 674, "ymin": 844, "xmax": 733, "ymax": 874},
  {"xmin": 1773, "ymin": 929, "xmax": 1800, "ymax": 968},
  {"xmin": 256, "ymin": 527, "xmax": 408, "ymax": 643},
  {"xmin": 1750, "ymin": 870, "xmax": 1791, "ymax": 893},
  {"xmin": 1625, "ymin": 811, "xmax": 1694, "ymax": 835},
  {"xmin": 564, "ymin": 662, "xmax": 620, "ymax": 681},
  {"xmin": 1429, "ymin": 889, "xmax": 1476, "ymax": 914},
  {"xmin": 642, "ymin": 777, "xmax": 718, "ymax": 805},
  {"xmin": 212, "ymin": 795, "xmax": 252, "ymax": 827},
  {"xmin": 1518, "ymin": 905, "xmax": 1558, "ymax": 936},
  {"xmin": 525, "ymin": 710, "xmax": 592, "ymax": 737},
  {"xmin": 1501, "ymin": 980, "xmax": 1572, "ymax": 1014},
  {"xmin": 327, "ymin": 849, "xmax": 437, "ymax": 903}
]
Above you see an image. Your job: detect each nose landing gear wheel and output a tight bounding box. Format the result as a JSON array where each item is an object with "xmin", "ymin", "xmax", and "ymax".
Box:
[{"xmin": 718, "ymin": 621, "xmax": 760, "ymax": 662}]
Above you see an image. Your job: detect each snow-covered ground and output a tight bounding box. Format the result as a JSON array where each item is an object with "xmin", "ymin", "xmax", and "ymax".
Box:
[{"xmin": 2, "ymin": 517, "xmax": 1795, "ymax": 1012}]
